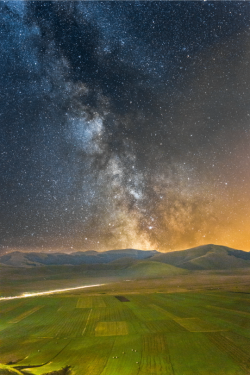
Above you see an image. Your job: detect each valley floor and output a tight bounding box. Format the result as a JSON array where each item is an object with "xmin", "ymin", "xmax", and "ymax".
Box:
[{"xmin": 2, "ymin": 274, "xmax": 250, "ymax": 374}]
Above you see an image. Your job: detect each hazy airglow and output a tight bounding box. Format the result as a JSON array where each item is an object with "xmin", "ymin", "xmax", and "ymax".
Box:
[{"xmin": 0, "ymin": 283, "xmax": 106, "ymax": 301}]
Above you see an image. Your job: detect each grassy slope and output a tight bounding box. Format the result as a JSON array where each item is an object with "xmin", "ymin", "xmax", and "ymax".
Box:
[
  {"xmin": 151, "ymin": 245, "xmax": 210, "ymax": 265},
  {"xmin": 188, "ymin": 251, "xmax": 250, "ymax": 270},
  {"xmin": 151, "ymin": 244, "xmax": 250, "ymax": 270}
]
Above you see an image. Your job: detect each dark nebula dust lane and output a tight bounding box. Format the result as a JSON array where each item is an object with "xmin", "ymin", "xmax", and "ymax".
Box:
[{"xmin": 1, "ymin": 1, "xmax": 250, "ymax": 253}]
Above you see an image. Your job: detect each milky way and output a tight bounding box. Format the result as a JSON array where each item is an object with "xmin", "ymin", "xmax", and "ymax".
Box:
[{"xmin": 1, "ymin": 1, "xmax": 250, "ymax": 253}]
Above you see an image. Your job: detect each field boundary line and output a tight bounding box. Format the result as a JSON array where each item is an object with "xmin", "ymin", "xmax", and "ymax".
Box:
[
  {"xmin": 149, "ymin": 304, "xmax": 178, "ymax": 319},
  {"xmin": 99, "ymin": 337, "xmax": 116, "ymax": 375},
  {"xmin": 82, "ymin": 308, "xmax": 92, "ymax": 335},
  {"xmin": 0, "ymin": 302, "xmax": 24, "ymax": 314},
  {"xmin": 207, "ymin": 305, "xmax": 250, "ymax": 318},
  {"xmin": 173, "ymin": 317, "xmax": 227, "ymax": 332},
  {"xmin": 14, "ymin": 339, "xmax": 73, "ymax": 372},
  {"xmin": 206, "ymin": 332, "xmax": 250, "ymax": 372},
  {"xmin": 10, "ymin": 306, "xmax": 43, "ymax": 323}
]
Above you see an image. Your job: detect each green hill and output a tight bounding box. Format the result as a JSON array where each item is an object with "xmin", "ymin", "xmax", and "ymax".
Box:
[
  {"xmin": 0, "ymin": 249, "xmax": 158, "ymax": 268},
  {"xmin": 151, "ymin": 244, "xmax": 250, "ymax": 270}
]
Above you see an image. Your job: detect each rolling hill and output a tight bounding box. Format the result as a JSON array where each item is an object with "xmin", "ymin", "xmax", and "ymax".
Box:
[
  {"xmin": 1, "ymin": 245, "xmax": 250, "ymax": 271},
  {"xmin": 0, "ymin": 249, "xmax": 158, "ymax": 268},
  {"xmin": 151, "ymin": 244, "xmax": 250, "ymax": 270}
]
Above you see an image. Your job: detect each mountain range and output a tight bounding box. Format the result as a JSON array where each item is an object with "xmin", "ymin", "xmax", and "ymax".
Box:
[
  {"xmin": 1, "ymin": 244, "xmax": 250, "ymax": 271},
  {"xmin": 0, "ymin": 249, "xmax": 157, "ymax": 267}
]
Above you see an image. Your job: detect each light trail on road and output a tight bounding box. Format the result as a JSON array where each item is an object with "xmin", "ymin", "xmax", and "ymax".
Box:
[{"xmin": 0, "ymin": 284, "xmax": 106, "ymax": 300}]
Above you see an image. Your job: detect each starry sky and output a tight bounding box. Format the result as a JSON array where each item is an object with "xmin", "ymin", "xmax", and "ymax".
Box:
[{"xmin": 1, "ymin": 1, "xmax": 250, "ymax": 253}]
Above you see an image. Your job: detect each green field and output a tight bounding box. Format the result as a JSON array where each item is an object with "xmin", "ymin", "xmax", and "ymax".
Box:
[{"xmin": 2, "ymin": 285, "xmax": 250, "ymax": 374}]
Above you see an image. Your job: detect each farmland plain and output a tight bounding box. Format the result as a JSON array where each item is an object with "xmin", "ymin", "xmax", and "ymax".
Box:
[{"xmin": 2, "ymin": 270, "xmax": 250, "ymax": 374}]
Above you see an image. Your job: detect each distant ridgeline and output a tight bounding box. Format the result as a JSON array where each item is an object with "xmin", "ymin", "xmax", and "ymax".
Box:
[
  {"xmin": 1, "ymin": 245, "xmax": 250, "ymax": 270},
  {"xmin": 0, "ymin": 249, "xmax": 157, "ymax": 267}
]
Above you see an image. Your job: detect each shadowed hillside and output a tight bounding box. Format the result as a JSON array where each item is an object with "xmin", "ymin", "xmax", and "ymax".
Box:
[{"xmin": 0, "ymin": 249, "xmax": 158, "ymax": 268}]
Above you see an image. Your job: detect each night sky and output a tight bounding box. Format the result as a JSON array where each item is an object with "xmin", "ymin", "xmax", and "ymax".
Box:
[{"xmin": 1, "ymin": 1, "xmax": 250, "ymax": 253}]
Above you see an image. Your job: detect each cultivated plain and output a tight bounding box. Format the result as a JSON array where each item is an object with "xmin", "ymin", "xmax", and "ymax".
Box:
[{"xmin": 1, "ymin": 246, "xmax": 250, "ymax": 375}]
